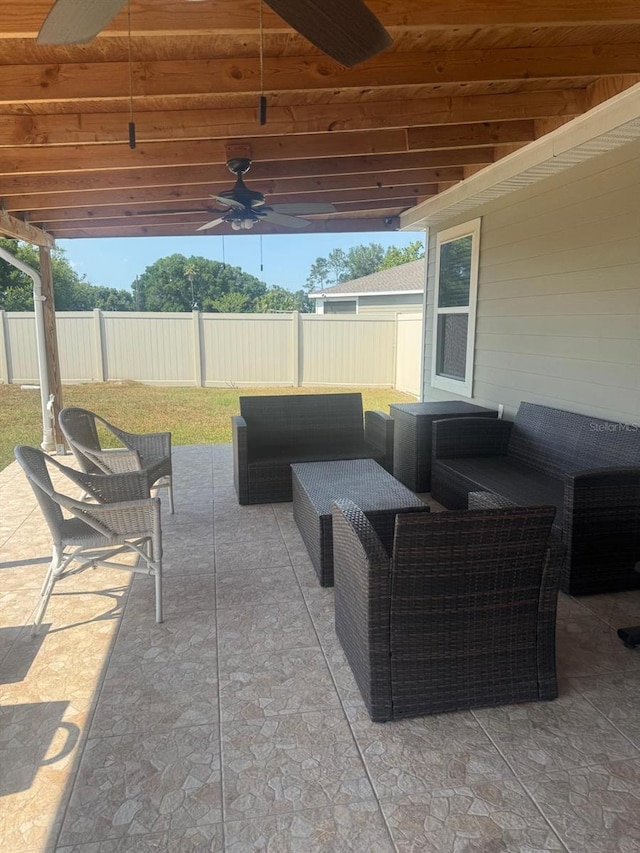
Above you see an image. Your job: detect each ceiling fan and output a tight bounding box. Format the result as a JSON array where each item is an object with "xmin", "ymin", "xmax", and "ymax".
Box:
[
  {"xmin": 37, "ymin": 0, "xmax": 392, "ymax": 67},
  {"xmin": 139, "ymin": 158, "xmax": 337, "ymax": 231},
  {"xmin": 197, "ymin": 158, "xmax": 337, "ymax": 231}
]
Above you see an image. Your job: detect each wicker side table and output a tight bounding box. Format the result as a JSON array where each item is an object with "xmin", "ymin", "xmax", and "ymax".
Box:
[
  {"xmin": 390, "ymin": 401, "xmax": 498, "ymax": 492},
  {"xmin": 292, "ymin": 458, "xmax": 428, "ymax": 587}
]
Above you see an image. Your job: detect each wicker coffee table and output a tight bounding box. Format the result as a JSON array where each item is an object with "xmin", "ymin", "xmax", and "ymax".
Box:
[{"xmin": 291, "ymin": 458, "xmax": 428, "ymax": 587}]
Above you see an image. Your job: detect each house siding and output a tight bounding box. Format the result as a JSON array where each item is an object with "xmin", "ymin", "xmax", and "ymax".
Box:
[
  {"xmin": 423, "ymin": 138, "xmax": 640, "ymax": 425},
  {"xmin": 358, "ymin": 294, "xmax": 424, "ymax": 314}
]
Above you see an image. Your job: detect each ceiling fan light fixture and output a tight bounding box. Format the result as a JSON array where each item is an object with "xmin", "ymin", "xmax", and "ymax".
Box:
[{"xmin": 230, "ymin": 217, "xmax": 256, "ymax": 231}]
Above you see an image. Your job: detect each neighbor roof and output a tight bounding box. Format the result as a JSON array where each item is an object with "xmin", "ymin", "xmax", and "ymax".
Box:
[{"xmin": 309, "ymin": 258, "xmax": 425, "ymax": 298}]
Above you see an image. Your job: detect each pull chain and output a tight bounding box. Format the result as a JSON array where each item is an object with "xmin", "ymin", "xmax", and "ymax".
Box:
[
  {"xmin": 258, "ymin": 1, "xmax": 267, "ymax": 125},
  {"xmin": 127, "ymin": 0, "xmax": 136, "ymax": 148},
  {"xmin": 221, "ymin": 235, "xmax": 226, "ymax": 269},
  {"xmin": 260, "ymin": 234, "xmax": 264, "ymax": 272}
]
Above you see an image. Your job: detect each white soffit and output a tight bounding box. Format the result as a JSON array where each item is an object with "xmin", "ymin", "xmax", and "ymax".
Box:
[
  {"xmin": 309, "ymin": 290, "xmax": 419, "ymax": 299},
  {"xmin": 400, "ymin": 83, "xmax": 640, "ymax": 230}
]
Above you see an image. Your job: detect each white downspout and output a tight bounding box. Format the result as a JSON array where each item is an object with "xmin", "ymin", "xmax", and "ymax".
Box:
[{"xmin": 0, "ymin": 246, "xmax": 55, "ymax": 452}]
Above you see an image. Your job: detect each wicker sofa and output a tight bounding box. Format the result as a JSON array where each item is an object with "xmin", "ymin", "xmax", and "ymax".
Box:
[
  {"xmin": 232, "ymin": 393, "xmax": 394, "ymax": 505},
  {"xmin": 431, "ymin": 402, "xmax": 640, "ymax": 595}
]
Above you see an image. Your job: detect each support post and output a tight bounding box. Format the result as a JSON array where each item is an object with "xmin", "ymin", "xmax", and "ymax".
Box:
[
  {"xmin": 291, "ymin": 311, "xmax": 300, "ymax": 387},
  {"xmin": 92, "ymin": 308, "xmax": 105, "ymax": 381},
  {"xmin": 192, "ymin": 310, "xmax": 203, "ymax": 386},
  {"xmin": 39, "ymin": 247, "xmax": 65, "ymax": 453},
  {"xmin": 0, "ymin": 309, "xmax": 9, "ymax": 383}
]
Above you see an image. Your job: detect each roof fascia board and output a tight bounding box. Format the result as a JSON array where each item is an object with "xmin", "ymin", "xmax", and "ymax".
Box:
[
  {"xmin": 400, "ymin": 81, "xmax": 640, "ymax": 230},
  {"xmin": 309, "ymin": 289, "xmax": 422, "ymax": 299}
]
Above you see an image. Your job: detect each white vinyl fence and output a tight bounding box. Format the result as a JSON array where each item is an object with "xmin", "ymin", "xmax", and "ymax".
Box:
[{"xmin": 0, "ymin": 309, "xmax": 422, "ymax": 396}]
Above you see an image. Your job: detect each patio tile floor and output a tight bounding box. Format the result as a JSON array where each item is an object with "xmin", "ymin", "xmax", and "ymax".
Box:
[{"xmin": 1, "ymin": 444, "xmax": 640, "ymax": 851}]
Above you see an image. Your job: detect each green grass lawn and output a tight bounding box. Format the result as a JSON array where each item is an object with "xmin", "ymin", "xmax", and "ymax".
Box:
[{"xmin": 0, "ymin": 381, "xmax": 415, "ymax": 471}]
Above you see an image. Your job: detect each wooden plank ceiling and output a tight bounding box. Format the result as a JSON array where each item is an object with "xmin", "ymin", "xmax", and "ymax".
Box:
[{"xmin": 1, "ymin": 0, "xmax": 640, "ymax": 243}]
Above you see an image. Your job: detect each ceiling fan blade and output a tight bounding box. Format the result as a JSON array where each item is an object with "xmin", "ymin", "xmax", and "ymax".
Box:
[
  {"xmin": 196, "ymin": 217, "xmax": 226, "ymax": 232},
  {"xmin": 210, "ymin": 195, "xmax": 246, "ymax": 211},
  {"xmin": 263, "ymin": 0, "xmax": 392, "ymax": 67},
  {"xmin": 270, "ymin": 202, "xmax": 337, "ymax": 215},
  {"xmin": 37, "ymin": 0, "xmax": 127, "ymax": 45},
  {"xmin": 260, "ymin": 210, "xmax": 311, "ymax": 230}
]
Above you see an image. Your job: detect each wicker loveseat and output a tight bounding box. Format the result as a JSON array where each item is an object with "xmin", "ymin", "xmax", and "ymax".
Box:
[
  {"xmin": 232, "ymin": 392, "xmax": 394, "ymax": 505},
  {"xmin": 431, "ymin": 402, "xmax": 640, "ymax": 595}
]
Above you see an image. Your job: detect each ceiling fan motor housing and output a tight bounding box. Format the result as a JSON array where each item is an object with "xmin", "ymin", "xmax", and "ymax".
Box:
[{"xmin": 226, "ymin": 158, "xmax": 253, "ymax": 176}]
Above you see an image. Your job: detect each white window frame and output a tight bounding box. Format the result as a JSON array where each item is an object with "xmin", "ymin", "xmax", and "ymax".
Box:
[{"xmin": 430, "ymin": 217, "xmax": 481, "ymax": 398}]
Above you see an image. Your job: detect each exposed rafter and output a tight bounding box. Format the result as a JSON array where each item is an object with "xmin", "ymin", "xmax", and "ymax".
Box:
[{"xmin": 2, "ymin": 1, "xmax": 640, "ymax": 238}]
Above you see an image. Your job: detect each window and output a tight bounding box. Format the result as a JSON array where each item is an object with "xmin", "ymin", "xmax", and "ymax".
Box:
[
  {"xmin": 324, "ymin": 300, "xmax": 357, "ymax": 314},
  {"xmin": 431, "ymin": 218, "xmax": 481, "ymax": 397}
]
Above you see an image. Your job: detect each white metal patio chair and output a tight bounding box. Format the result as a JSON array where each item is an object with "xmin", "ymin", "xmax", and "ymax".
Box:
[
  {"xmin": 58, "ymin": 406, "xmax": 174, "ymax": 513},
  {"xmin": 14, "ymin": 445, "xmax": 163, "ymax": 635}
]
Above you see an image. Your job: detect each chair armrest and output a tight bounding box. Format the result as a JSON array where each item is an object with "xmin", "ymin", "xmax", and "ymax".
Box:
[
  {"xmin": 562, "ymin": 467, "xmax": 640, "ymax": 593},
  {"xmin": 232, "ymin": 415, "xmax": 249, "ymax": 504},
  {"xmin": 79, "ymin": 445, "xmax": 143, "ymax": 475},
  {"xmin": 62, "ymin": 496, "xmax": 161, "ymax": 538},
  {"xmin": 332, "ymin": 498, "xmax": 393, "ymax": 721},
  {"xmin": 565, "ymin": 467, "xmax": 640, "ymax": 509},
  {"xmin": 432, "ymin": 417, "xmax": 512, "ymax": 460},
  {"xmin": 114, "ymin": 428, "xmax": 171, "ymax": 460},
  {"xmin": 364, "ymin": 410, "xmax": 394, "ymax": 472},
  {"xmin": 59, "ymin": 467, "xmax": 150, "ymax": 503}
]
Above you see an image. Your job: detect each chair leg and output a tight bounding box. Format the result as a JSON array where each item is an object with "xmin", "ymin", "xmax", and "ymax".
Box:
[
  {"xmin": 168, "ymin": 477, "xmax": 175, "ymax": 514},
  {"xmin": 150, "ymin": 534, "xmax": 163, "ymax": 623},
  {"xmin": 32, "ymin": 544, "xmax": 63, "ymax": 635}
]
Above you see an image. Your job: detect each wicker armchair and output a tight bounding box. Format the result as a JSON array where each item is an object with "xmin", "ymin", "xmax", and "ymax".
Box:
[
  {"xmin": 14, "ymin": 445, "xmax": 163, "ymax": 635},
  {"xmin": 59, "ymin": 406, "xmax": 174, "ymax": 513},
  {"xmin": 331, "ymin": 499, "xmax": 559, "ymax": 722}
]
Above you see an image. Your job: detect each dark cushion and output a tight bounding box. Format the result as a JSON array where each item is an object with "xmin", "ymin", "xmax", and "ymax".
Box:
[
  {"xmin": 241, "ymin": 393, "xmax": 366, "ymax": 461},
  {"xmin": 435, "ymin": 457, "xmax": 565, "ymax": 523},
  {"xmin": 249, "ymin": 442, "xmax": 381, "ymax": 468},
  {"xmin": 508, "ymin": 402, "xmax": 640, "ymax": 478}
]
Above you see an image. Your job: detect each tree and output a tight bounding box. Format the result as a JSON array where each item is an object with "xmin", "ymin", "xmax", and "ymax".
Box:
[
  {"xmin": 0, "ymin": 237, "xmax": 134, "ymax": 311},
  {"xmin": 379, "ymin": 240, "xmax": 425, "ymax": 270},
  {"xmin": 0, "ymin": 237, "xmax": 92, "ymax": 310},
  {"xmin": 305, "ymin": 241, "xmax": 423, "ymax": 291},
  {"xmin": 91, "ymin": 286, "xmax": 135, "ymax": 311},
  {"xmin": 345, "ymin": 243, "xmax": 385, "ymax": 280},
  {"xmin": 254, "ymin": 286, "xmax": 311, "ymax": 313},
  {"xmin": 213, "ymin": 291, "xmax": 250, "ymax": 313},
  {"xmin": 132, "ymin": 253, "xmax": 267, "ymax": 313}
]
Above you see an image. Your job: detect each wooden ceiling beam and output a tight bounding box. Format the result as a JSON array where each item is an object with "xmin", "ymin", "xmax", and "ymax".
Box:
[
  {"xmin": 4, "ymin": 1, "xmax": 640, "ymax": 38},
  {"xmin": 0, "ymin": 208, "xmax": 53, "ymax": 246},
  {"xmin": 0, "ymin": 124, "xmax": 511, "ymax": 175},
  {"xmin": 0, "ymin": 132, "xmax": 406, "ymax": 175},
  {"xmin": 407, "ymin": 121, "xmax": 535, "ymax": 150},
  {"xmin": 27, "ymin": 184, "xmax": 437, "ymax": 224},
  {"xmin": 0, "ymin": 151, "xmax": 492, "ymax": 195},
  {"xmin": 0, "ymin": 91, "xmax": 586, "ymax": 147},
  {"xmin": 6, "ymin": 167, "xmax": 462, "ymax": 213},
  {"xmin": 2, "ymin": 46, "xmax": 638, "ymax": 105},
  {"xmin": 49, "ymin": 216, "xmax": 402, "ymax": 240}
]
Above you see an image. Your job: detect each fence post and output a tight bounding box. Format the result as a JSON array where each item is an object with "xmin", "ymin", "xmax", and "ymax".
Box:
[
  {"xmin": 192, "ymin": 310, "xmax": 203, "ymax": 386},
  {"xmin": 93, "ymin": 308, "xmax": 105, "ymax": 381},
  {"xmin": 0, "ymin": 309, "xmax": 10, "ymax": 383},
  {"xmin": 291, "ymin": 311, "xmax": 300, "ymax": 387}
]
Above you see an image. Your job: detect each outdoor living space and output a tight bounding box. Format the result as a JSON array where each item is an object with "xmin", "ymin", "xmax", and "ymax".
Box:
[{"xmin": 2, "ymin": 440, "xmax": 640, "ymax": 853}]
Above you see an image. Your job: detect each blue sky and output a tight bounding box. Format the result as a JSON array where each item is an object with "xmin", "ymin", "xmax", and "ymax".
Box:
[{"xmin": 57, "ymin": 231, "xmax": 425, "ymax": 293}]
